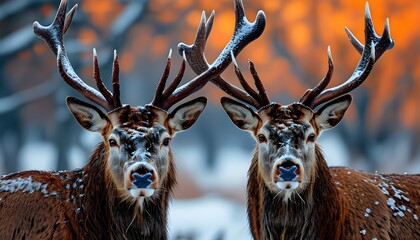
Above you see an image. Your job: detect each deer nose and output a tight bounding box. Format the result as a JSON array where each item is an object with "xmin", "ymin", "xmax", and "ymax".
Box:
[
  {"xmin": 130, "ymin": 164, "xmax": 156, "ymax": 188},
  {"xmin": 276, "ymin": 161, "xmax": 299, "ymax": 181}
]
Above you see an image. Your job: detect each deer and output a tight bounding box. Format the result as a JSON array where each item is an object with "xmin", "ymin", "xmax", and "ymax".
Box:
[
  {"xmin": 0, "ymin": 0, "xmax": 265, "ymax": 239},
  {"xmin": 200, "ymin": 3, "xmax": 418, "ymax": 240}
]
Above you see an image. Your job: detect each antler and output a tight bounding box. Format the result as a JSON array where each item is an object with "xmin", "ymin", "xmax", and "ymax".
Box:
[
  {"xmin": 34, "ymin": 0, "xmax": 266, "ymax": 111},
  {"xmin": 177, "ymin": 0, "xmax": 268, "ymax": 109},
  {"xmin": 152, "ymin": 0, "xmax": 266, "ymax": 110},
  {"xmin": 33, "ymin": 0, "xmax": 121, "ymax": 112},
  {"xmin": 299, "ymin": 2, "xmax": 394, "ymax": 109}
]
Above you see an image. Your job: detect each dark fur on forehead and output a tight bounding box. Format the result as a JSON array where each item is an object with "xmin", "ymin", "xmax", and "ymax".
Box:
[
  {"xmin": 113, "ymin": 105, "xmax": 167, "ymax": 128},
  {"xmin": 265, "ymin": 119, "xmax": 310, "ymax": 143},
  {"xmin": 260, "ymin": 102, "xmax": 313, "ymax": 123}
]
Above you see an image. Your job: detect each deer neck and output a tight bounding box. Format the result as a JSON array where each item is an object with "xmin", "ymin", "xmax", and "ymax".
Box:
[
  {"xmin": 249, "ymin": 145, "xmax": 345, "ymax": 240},
  {"xmin": 74, "ymin": 143, "xmax": 175, "ymax": 239}
]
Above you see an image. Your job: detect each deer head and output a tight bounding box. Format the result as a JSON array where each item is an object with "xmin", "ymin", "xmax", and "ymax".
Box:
[
  {"xmin": 222, "ymin": 95, "xmax": 352, "ymax": 198},
  {"xmin": 32, "ymin": 0, "xmax": 265, "ymax": 207},
  {"xmin": 65, "ymin": 96, "xmax": 206, "ymax": 201},
  {"xmin": 219, "ymin": 3, "xmax": 393, "ymax": 201}
]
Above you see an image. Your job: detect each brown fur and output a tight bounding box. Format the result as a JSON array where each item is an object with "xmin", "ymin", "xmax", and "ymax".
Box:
[
  {"xmin": 221, "ymin": 98, "xmax": 420, "ymax": 239},
  {"xmin": 0, "ymin": 96, "xmax": 207, "ymax": 239},
  {"xmin": 0, "ymin": 143, "xmax": 176, "ymax": 240},
  {"xmin": 247, "ymin": 146, "xmax": 420, "ymax": 240}
]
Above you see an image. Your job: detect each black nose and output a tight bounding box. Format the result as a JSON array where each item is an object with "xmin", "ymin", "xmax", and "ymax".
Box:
[
  {"xmin": 131, "ymin": 164, "xmax": 155, "ymax": 188},
  {"xmin": 279, "ymin": 160, "xmax": 299, "ymax": 171},
  {"xmin": 277, "ymin": 161, "xmax": 299, "ymax": 181},
  {"xmin": 132, "ymin": 172, "xmax": 152, "ymax": 188},
  {"xmin": 136, "ymin": 165, "xmax": 153, "ymax": 175}
]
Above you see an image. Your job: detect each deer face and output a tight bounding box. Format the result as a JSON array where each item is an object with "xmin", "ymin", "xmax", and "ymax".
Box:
[
  {"xmin": 221, "ymin": 95, "xmax": 351, "ymax": 199},
  {"xmin": 66, "ymin": 97, "xmax": 206, "ymax": 203}
]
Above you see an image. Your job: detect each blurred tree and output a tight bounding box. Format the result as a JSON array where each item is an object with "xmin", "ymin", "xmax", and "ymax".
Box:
[{"xmin": 0, "ymin": 0, "xmax": 419, "ymax": 174}]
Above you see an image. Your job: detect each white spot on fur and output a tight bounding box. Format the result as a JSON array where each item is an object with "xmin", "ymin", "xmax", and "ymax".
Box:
[
  {"xmin": 401, "ymin": 195, "xmax": 410, "ymax": 202},
  {"xmin": 130, "ymin": 188, "xmax": 155, "ymax": 198},
  {"xmin": 360, "ymin": 229, "xmax": 366, "ymax": 235},
  {"xmin": 364, "ymin": 208, "xmax": 371, "ymax": 217},
  {"xmin": 276, "ymin": 181, "xmax": 299, "ymax": 190},
  {"xmin": 387, "ymin": 197, "xmax": 406, "ymax": 218},
  {"xmin": 395, "ymin": 211, "xmax": 404, "ymax": 217},
  {"xmin": 390, "ymin": 185, "xmax": 407, "ymax": 200},
  {"xmin": 381, "ymin": 188, "xmax": 389, "ymax": 195},
  {"xmin": 0, "ymin": 176, "xmax": 57, "ymax": 198},
  {"xmin": 387, "ymin": 198, "xmax": 397, "ymax": 210}
]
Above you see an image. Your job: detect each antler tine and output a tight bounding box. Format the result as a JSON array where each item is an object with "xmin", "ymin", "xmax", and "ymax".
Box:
[
  {"xmin": 111, "ymin": 50, "xmax": 122, "ymax": 108},
  {"xmin": 151, "ymin": 49, "xmax": 173, "ymax": 106},
  {"xmin": 299, "ymin": 46, "xmax": 334, "ymax": 105},
  {"xmin": 302, "ymin": 2, "xmax": 394, "ymax": 109},
  {"xmin": 178, "ymin": 11, "xmax": 212, "ymax": 74},
  {"xmin": 249, "ymin": 60, "xmax": 270, "ymax": 106},
  {"xmin": 161, "ymin": 51, "xmax": 187, "ymax": 100},
  {"xmin": 231, "ymin": 52, "xmax": 263, "ymax": 104},
  {"xmin": 93, "ymin": 48, "xmax": 114, "ymax": 105},
  {"xmin": 230, "ymin": 52, "xmax": 270, "ymax": 107},
  {"xmin": 345, "ymin": 5, "xmax": 394, "ymax": 58},
  {"xmin": 174, "ymin": 0, "xmax": 266, "ymax": 109},
  {"xmin": 33, "ymin": 0, "xmax": 117, "ymax": 111}
]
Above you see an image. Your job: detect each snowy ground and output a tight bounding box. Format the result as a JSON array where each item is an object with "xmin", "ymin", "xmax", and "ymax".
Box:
[{"xmin": 169, "ymin": 195, "xmax": 250, "ymax": 240}]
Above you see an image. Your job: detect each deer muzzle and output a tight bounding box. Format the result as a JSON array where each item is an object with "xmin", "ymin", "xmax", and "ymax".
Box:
[
  {"xmin": 126, "ymin": 162, "xmax": 158, "ymax": 198},
  {"xmin": 273, "ymin": 157, "xmax": 303, "ymax": 190}
]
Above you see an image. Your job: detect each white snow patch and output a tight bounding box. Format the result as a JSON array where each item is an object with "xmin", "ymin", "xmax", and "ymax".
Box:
[
  {"xmin": 381, "ymin": 188, "xmax": 389, "ymax": 195},
  {"xmin": 0, "ymin": 176, "xmax": 55, "ymax": 198},
  {"xmin": 395, "ymin": 211, "xmax": 405, "ymax": 217},
  {"xmin": 401, "ymin": 195, "xmax": 410, "ymax": 202},
  {"xmin": 169, "ymin": 195, "xmax": 249, "ymax": 240},
  {"xmin": 387, "ymin": 198, "xmax": 397, "ymax": 209},
  {"xmin": 173, "ymin": 144, "xmax": 249, "ymax": 197}
]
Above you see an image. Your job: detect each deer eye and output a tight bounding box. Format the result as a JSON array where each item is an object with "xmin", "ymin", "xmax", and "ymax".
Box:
[
  {"xmin": 162, "ymin": 138, "xmax": 171, "ymax": 147},
  {"xmin": 109, "ymin": 139, "xmax": 118, "ymax": 147},
  {"xmin": 257, "ymin": 134, "xmax": 267, "ymax": 143},
  {"xmin": 307, "ymin": 133, "xmax": 316, "ymax": 142}
]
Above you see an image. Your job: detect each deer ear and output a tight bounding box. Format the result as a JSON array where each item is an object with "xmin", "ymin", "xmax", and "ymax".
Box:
[
  {"xmin": 314, "ymin": 95, "xmax": 352, "ymax": 131},
  {"xmin": 66, "ymin": 97, "xmax": 111, "ymax": 133},
  {"xmin": 221, "ymin": 97, "xmax": 260, "ymax": 132},
  {"xmin": 167, "ymin": 97, "xmax": 207, "ymax": 134}
]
